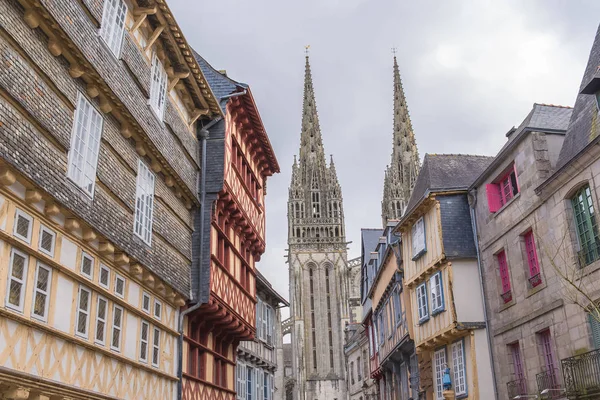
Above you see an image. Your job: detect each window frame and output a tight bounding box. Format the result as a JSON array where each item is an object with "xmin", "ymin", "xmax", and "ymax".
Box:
[
  {"xmin": 31, "ymin": 262, "xmax": 52, "ymax": 322},
  {"xmin": 111, "ymin": 304, "xmax": 124, "ymax": 352},
  {"xmin": 416, "ymin": 282, "xmax": 429, "ymax": 323},
  {"xmin": 429, "ymin": 271, "xmax": 445, "ymax": 315},
  {"xmin": 411, "ymin": 216, "xmax": 426, "ymax": 260},
  {"xmin": 133, "ymin": 160, "xmax": 156, "ymax": 245},
  {"xmin": 67, "ymin": 93, "xmax": 103, "ymax": 197},
  {"xmin": 98, "ymin": 0, "xmax": 128, "ymax": 57},
  {"xmin": 523, "ymin": 230, "xmax": 543, "ymax": 287},
  {"xmin": 95, "ymin": 295, "xmax": 108, "ymax": 345},
  {"xmin": 142, "ymin": 291, "xmax": 151, "ymax": 313},
  {"xmin": 38, "ymin": 224, "xmax": 56, "ymax": 257},
  {"xmin": 497, "ymin": 249, "xmax": 512, "ymax": 302},
  {"xmin": 154, "ymin": 298, "xmax": 162, "ymax": 321},
  {"xmin": 149, "ymin": 53, "xmax": 168, "ymax": 119},
  {"xmin": 75, "ymin": 285, "xmax": 92, "ymax": 338},
  {"xmin": 13, "ymin": 209, "xmax": 33, "ymax": 244},
  {"xmin": 99, "ymin": 263, "xmax": 110, "ymax": 289},
  {"xmin": 451, "ymin": 339, "xmax": 468, "ymax": 397},
  {"xmin": 434, "ymin": 346, "xmax": 447, "ymax": 400},
  {"xmin": 152, "ymin": 327, "xmax": 161, "ymax": 367},
  {"xmin": 572, "ymin": 185, "xmax": 600, "ymax": 266},
  {"xmin": 6, "ymin": 248, "xmax": 29, "ymax": 313},
  {"xmin": 80, "ymin": 251, "xmax": 94, "ymax": 280},
  {"xmin": 139, "ymin": 320, "xmax": 150, "ymax": 363},
  {"xmin": 114, "ymin": 273, "xmax": 126, "ymax": 298}
]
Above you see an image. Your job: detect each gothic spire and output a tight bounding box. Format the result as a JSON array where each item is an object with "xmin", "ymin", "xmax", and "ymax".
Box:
[
  {"xmin": 381, "ymin": 55, "xmax": 421, "ymax": 226},
  {"xmin": 299, "ymin": 55, "xmax": 327, "ymax": 168}
]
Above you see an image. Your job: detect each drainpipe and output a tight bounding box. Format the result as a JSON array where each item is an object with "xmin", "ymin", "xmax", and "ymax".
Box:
[
  {"xmin": 468, "ymin": 189, "xmax": 499, "ymax": 400},
  {"xmin": 176, "ymin": 116, "xmax": 222, "ymax": 400}
]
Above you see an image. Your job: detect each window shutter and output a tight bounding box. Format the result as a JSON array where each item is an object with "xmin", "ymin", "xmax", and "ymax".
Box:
[
  {"xmin": 589, "ymin": 313, "xmax": 600, "ymax": 349},
  {"xmin": 498, "ymin": 251, "xmax": 511, "ymax": 293},
  {"xmin": 486, "ymin": 183, "xmax": 502, "ymax": 213}
]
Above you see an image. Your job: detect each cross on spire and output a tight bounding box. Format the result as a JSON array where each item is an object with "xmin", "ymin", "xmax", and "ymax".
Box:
[
  {"xmin": 391, "ymin": 47, "xmax": 398, "ymax": 56},
  {"xmin": 305, "ymin": 45, "xmax": 310, "ymax": 56}
]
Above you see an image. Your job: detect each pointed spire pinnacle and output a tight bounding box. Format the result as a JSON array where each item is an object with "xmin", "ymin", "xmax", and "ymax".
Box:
[
  {"xmin": 382, "ymin": 54, "xmax": 421, "ymax": 226},
  {"xmin": 299, "ymin": 53, "xmax": 326, "ymax": 167}
]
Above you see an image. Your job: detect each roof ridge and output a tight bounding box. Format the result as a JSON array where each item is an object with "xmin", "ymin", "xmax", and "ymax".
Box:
[
  {"xmin": 426, "ymin": 153, "xmax": 494, "ymax": 158},
  {"xmin": 191, "ymin": 48, "xmax": 243, "ymax": 88},
  {"xmin": 533, "ymin": 102, "xmax": 573, "ymax": 109}
]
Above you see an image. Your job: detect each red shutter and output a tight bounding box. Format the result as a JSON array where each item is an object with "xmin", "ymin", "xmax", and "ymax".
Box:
[
  {"xmin": 486, "ymin": 183, "xmax": 502, "ymax": 213},
  {"xmin": 524, "ymin": 231, "xmax": 540, "ymax": 276},
  {"xmin": 498, "ymin": 250, "xmax": 511, "ymax": 294}
]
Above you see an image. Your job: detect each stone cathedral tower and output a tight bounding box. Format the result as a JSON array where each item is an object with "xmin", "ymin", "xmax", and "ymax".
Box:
[
  {"xmin": 288, "ymin": 55, "xmax": 349, "ymax": 400},
  {"xmin": 381, "ymin": 56, "xmax": 421, "ymax": 225}
]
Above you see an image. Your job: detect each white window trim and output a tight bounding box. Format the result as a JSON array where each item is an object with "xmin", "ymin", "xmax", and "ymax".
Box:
[
  {"xmin": 13, "ymin": 209, "xmax": 33, "ymax": 244},
  {"xmin": 114, "ymin": 273, "xmax": 126, "ymax": 298},
  {"xmin": 6, "ymin": 248, "xmax": 29, "ymax": 313},
  {"xmin": 95, "ymin": 296, "xmax": 108, "ymax": 345},
  {"xmin": 67, "ymin": 93, "xmax": 103, "ymax": 197},
  {"xmin": 416, "ymin": 282, "xmax": 429, "ymax": 322},
  {"xmin": 133, "ymin": 160, "xmax": 155, "ymax": 245},
  {"xmin": 152, "ymin": 327, "xmax": 160, "ymax": 367},
  {"xmin": 75, "ymin": 285, "xmax": 91, "ymax": 338},
  {"xmin": 452, "ymin": 340, "xmax": 468, "ymax": 396},
  {"xmin": 99, "ymin": 264, "xmax": 110, "ymax": 289},
  {"xmin": 139, "ymin": 320, "xmax": 149, "ymax": 363},
  {"xmin": 430, "ymin": 272, "xmax": 444, "ymax": 313},
  {"xmin": 149, "ymin": 54, "xmax": 168, "ymax": 120},
  {"xmin": 434, "ymin": 347, "xmax": 447, "ymax": 400},
  {"xmin": 411, "ymin": 216, "xmax": 426, "ymax": 259},
  {"xmin": 142, "ymin": 291, "xmax": 151, "ymax": 313},
  {"xmin": 31, "ymin": 262, "xmax": 52, "ymax": 322},
  {"xmin": 111, "ymin": 304, "xmax": 124, "ymax": 352},
  {"xmin": 80, "ymin": 251, "xmax": 94, "ymax": 280},
  {"xmin": 38, "ymin": 224, "xmax": 56, "ymax": 257},
  {"xmin": 153, "ymin": 298, "xmax": 162, "ymax": 320},
  {"xmin": 99, "ymin": 0, "xmax": 128, "ymax": 57}
]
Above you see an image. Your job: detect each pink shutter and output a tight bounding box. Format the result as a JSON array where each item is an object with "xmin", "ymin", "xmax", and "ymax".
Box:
[
  {"xmin": 525, "ymin": 231, "xmax": 540, "ymax": 276},
  {"xmin": 498, "ymin": 251, "xmax": 511, "ymax": 293},
  {"xmin": 486, "ymin": 183, "xmax": 502, "ymax": 213}
]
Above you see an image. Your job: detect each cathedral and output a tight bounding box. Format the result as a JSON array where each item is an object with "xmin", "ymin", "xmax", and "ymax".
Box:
[{"xmin": 288, "ymin": 55, "xmax": 350, "ymax": 400}]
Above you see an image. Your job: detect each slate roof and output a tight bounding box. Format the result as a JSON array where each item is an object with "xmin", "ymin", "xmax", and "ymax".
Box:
[
  {"xmin": 404, "ymin": 154, "xmax": 494, "ymax": 218},
  {"xmin": 192, "ymin": 50, "xmax": 243, "ymax": 109},
  {"xmin": 472, "ymin": 104, "xmax": 572, "ymax": 188},
  {"xmin": 555, "ymin": 24, "xmax": 600, "ymax": 171},
  {"xmin": 361, "ymin": 228, "xmax": 384, "ymax": 266}
]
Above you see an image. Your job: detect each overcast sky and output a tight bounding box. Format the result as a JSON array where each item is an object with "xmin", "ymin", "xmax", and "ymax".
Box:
[{"xmin": 169, "ymin": 0, "xmax": 600, "ymax": 306}]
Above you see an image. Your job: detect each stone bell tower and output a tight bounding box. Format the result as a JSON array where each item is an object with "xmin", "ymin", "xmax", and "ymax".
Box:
[
  {"xmin": 381, "ymin": 55, "xmax": 421, "ymax": 225},
  {"xmin": 287, "ymin": 55, "xmax": 349, "ymax": 400}
]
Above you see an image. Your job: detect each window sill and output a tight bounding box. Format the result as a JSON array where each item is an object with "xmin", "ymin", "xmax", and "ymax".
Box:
[
  {"xmin": 96, "ymin": 32, "xmax": 123, "ymax": 62},
  {"xmin": 493, "ymin": 193, "xmax": 521, "ymax": 218},
  {"xmin": 498, "ymin": 298, "xmax": 516, "ymax": 312},
  {"xmin": 526, "ymin": 279, "xmax": 546, "ymax": 298},
  {"xmin": 66, "ymin": 177, "xmax": 95, "ymax": 201},
  {"xmin": 147, "ymin": 103, "xmax": 166, "ymax": 126},
  {"xmin": 431, "ymin": 308, "xmax": 445, "ymax": 317},
  {"xmin": 412, "ymin": 249, "xmax": 427, "ymax": 261},
  {"xmin": 418, "ymin": 316, "xmax": 430, "ymax": 325}
]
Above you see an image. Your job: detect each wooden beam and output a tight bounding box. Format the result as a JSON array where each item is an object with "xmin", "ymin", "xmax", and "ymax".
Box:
[
  {"xmin": 86, "ymin": 84, "xmax": 100, "ymax": 98},
  {"xmin": 144, "ymin": 24, "xmax": 165, "ymax": 51},
  {"xmin": 47, "ymin": 37, "xmax": 62, "ymax": 56},
  {"xmin": 120, "ymin": 124, "xmax": 133, "ymax": 139},
  {"xmin": 130, "ymin": 13, "xmax": 148, "ymax": 32},
  {"xmin": 99, "ymin": 96, "xmax": 112, "ymax": 114},
  {"xmin": 64, "ymin": 218, "xmax": 80, "ymax": 232},
  {"xmin": 150, "ymin": 159, "xmax": 162, "ymax": 173},
  {"xmin": 114, "ymin": 252, "xmax": 130, "ymax": 267},
  {"xmin": 133, "ymin": 6, "xmax": 157, "ymax": 16},
  {"xmin": 25, "ymin": 189, "xmax": 42, "ymax": 203},
  {"xmin": 44, "ymin": 202, "xmax": 60, "ymax": 217},
  {"xmin": 0, "ymin": 167, "xmax": 16, "ymax": 186},
  {"xmin": 167, "ymin": 76, "xmax": 180, "ymax": 92},
  {"xmin": 189, "ymin": 108, "xmax": 209, "ymax": 125},
  {"xmin": 23, "ymin": 9, "xmax": 41, "ymax": 28},
  {"xmin": 82, "ymin": 227, "xmax": 97, "ymax": 242},
  {"xmin": 68, "ymin": 63, "xmax": 85, "ymax": 78},
  {"xmin": 99, "ymin": 241, "xmax": 115, "ymax": 256}
]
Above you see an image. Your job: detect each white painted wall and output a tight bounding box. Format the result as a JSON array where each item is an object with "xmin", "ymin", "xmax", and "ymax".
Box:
[
  {"xmin": 452, "ymin": 260, "xmax": 485, "ymax": 323},
  {"xmin": 59, "ymin": 237, "xmax": 78, "ymax": 271},
  {"xmin": 53, "ymin": 274, "xmax": 74, "ymax": 334}
]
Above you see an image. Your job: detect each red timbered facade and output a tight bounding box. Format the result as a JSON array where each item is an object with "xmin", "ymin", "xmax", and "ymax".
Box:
[{"xmin": 182, "ymin": 58, "xmax": 279, "ymax": 400}]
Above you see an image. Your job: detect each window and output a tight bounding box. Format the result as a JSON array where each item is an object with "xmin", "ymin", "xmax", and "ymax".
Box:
[
  {"xmin": 142, "ymin": 292, "xmax": 151, "ymax": 313},
  {"xmin": 140, "ymin": 320, "xmax": 149, "ymax": 362},
  {"xmin": 6, "ymin": 248, "xmax": 29, "ymax": 312},
  {"xmin": 416, "ymin": 282, "xmax": 429, "ymax": 323},
  {"xmin": 80, "ymin": 251, "xmax": 94, "ymax": 279},
  {"xmin": 114, "ymin": 274, "xmax": 125, "ymax": 298},
  {"xmin": 154, "ymin": 299, "xmax": 162, "ymax": 320},
  {"xmin": 149, "ymin": 54, "xmax": 168, "ymax": 118},
  {"xmin": 350, "ymin": 361, "xmax": 355, "ymax": 384},
  {"xmin": 68, "ymin": 94, "xmax": 103, "ymax": 196},
  {"xmin": 32, "ymin": 262, "xmax": 52, "ymax": 321},
  {"xmin": 486, "ymin": 164, "xmax": 519, "ymax": 212},
  {"xmin": 510, "ymin": 342, "xmax": 525, "ymax": 381},
  {"xmin": 152, "ymin": 327, "xmax": 160, "ymax": 367},
  {"xmin": 378, "ymin": 310, "xmax": 385, "ymax": 345},
  {"xmin": 539, "ymin": 329, "xmax": 556, "ymax": 375},
  {"xmin": 236, "ymin": 362, "xmax": 247, "ymax": 400},
  {"xmin": 134, "ymin": 160, "xmax": 156, "ymax": 245},
  {"xmin": 111, "ymin": 305, "xmax": 123, "ymax": 351},
  {"xmin": 95, "ymin": 296, "xmax": 108, "ymax": 345},
  {"xmin": 411, "ymin": 216, "xmax": 426, "ymax": 259},
  {"xmin": 572, "ymin": 185, "xmax": 600, "ymax": 266},
  {"xmin": 38, "ymin": 225, "xmax": 56, "ymax": 257},
  {"xmin": 451, "ymin": 340, "xmax": 467, "ymax": 397},
  {"xmin": 76, "ymin": 286, "xmax": 91, "ymax": 337},
  {"xmin": 392, "ymin": 287, "xmax": 402, "ymax": 325},
  {"xmin": 430, "ymin": 272, "xmax": 444, "ymax": 314},
  {"xmin": 357, "ymin": 356, "xmax": 362, "ymax": 381},
  {"xmin": 13, "ymin": 209, "xmax": 33, "ymax": 243},
  {"xmin": 497, "ymin": 250, "xmax": 512, "ymax": 303},
  {"xmin": 99, "ymin": 264, "xmax": 110, "ymax": 289},
  {"xmin": 247, "ymin": 366, "xmax": 254, "ymax": 400},
  {"xmin": 523, "ymin": 231, "xmax": 542, "ymax": 287},
  {"xmin": 434, "ymin": 347, "xmax": 447, "ymax": 400},
  {"xmin": 265, "ymin": 304, "xmax": 274, "ymax": 345},
  {"xmin": 99, "ymin": 0, "xmax": 127, "ymax": 57}
]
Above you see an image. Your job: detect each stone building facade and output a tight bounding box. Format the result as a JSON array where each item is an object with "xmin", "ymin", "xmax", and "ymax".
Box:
[
  {"xmin": 344, "ymin": 323, "xmax": 375, "ymax": 400},
  {"xmin": 0, "ymin": 0, "xmax": 220, "ymax": 398},
  {"xmin": 182, "ymin": 53, "xmax": 279, "ymax": 400},
  {"xmin": 236, "ymin": 271, "xmax": 288, "ymax": 400},
  {"xmin": 288, "ymin": 55, "xmax": 350, "ymax": 400},
  {"xmin": 398, "ymin": 154, "xmax": 495, "ymax": 400},
  {"xmin": 470, "ymin": 24, "xmax": 600, "ymax": 400}
]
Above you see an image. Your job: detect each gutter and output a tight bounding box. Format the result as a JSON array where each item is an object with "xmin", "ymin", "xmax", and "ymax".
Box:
[
  {"xmin": 468, "ymin": 189, "xmax": 499, "ymax": 400},
  {"xmin": 177, "ymin": 116, "xmax": 222, "ymax": 400}
]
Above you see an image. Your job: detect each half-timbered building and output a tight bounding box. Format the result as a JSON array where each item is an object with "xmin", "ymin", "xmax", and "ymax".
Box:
[
  {"xmin": 0, "ymin": 0, "xmax": 221, "ymax": 398},
  {"xmin": 398, "ymin": 154, "xmax": 495, "ymax": 400},
  {"xmin": 236, "ymin": 271, "xmax": 288, "ymax": 400},
  {"xmin": 181, "ymin": 53, "xmax": 279, "ymax": 400}
]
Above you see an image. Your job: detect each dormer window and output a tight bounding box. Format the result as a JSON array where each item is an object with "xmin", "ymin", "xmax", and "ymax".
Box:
[
  {"xmin": 411, "ymin": 216, "xmax": 426, "ymax": 260},
  {"xmin": 486, "ymin": 163, "xmax": 519, "ymax": 213}
]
